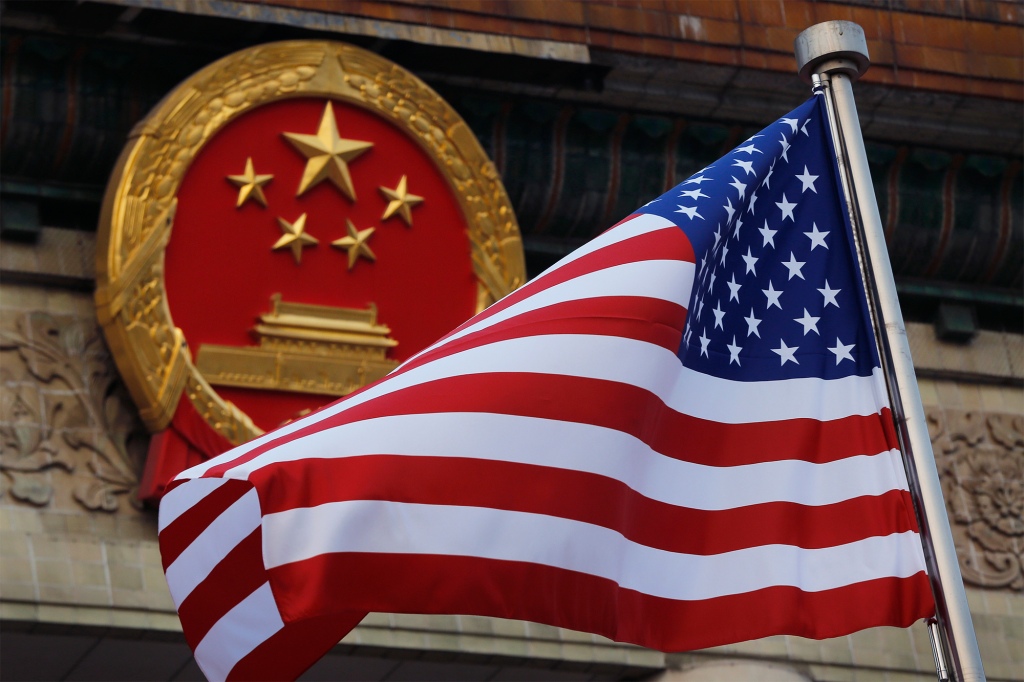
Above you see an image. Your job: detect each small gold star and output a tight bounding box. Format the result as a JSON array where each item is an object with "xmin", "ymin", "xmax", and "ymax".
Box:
[
  {"xmin": 273, "ymin": 213, "xmax": 319, "ymax": 264},
  {"xmin": 331, "ymin": 219, "xmax": 376, "ymax": 270},
  {"xmin": 227, "ymin": 157, "xmax": 273, "ymax": 208},
  {"xmin": 379, "ymin": 175, "xmax": 424, "ymax": 227},
  {"xmin": 282, "ymin": 103, "xmax": 373, "ymax": 201}
]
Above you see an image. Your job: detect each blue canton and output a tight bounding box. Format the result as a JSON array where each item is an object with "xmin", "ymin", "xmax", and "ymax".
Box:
[{"xmin": 642, "ymin": 96, "xmax": 880, "ymax": 382}]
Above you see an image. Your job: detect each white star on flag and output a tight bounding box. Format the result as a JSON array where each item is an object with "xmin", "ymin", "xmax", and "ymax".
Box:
[
  {"xmin": 763, "ymin": 281, "xmax": 783, "ymax": 309},
  {"xmin": 796, "ymin": 166, "xmax": 819, "ymax": 193},
  {"xmin": 742, "ymin": 247, "xmax": 758, "ymax": 275},
  {"xmin": 743, "ymin": 308, "xmax": 762, "ymax": 337},
  {"xmin": 727, "ymin": 336, "xmax": 742, "ymax": 365},
  {"xmin": 712, "ymin": 302, "xmax": 726, "ymax": 330},
  {"xmin": 819, "ymin": 280, "xmax": 841, "ymax": 308},
  {"xmin": 733, "ymin": 159, "xmax": 755, "ymax": 176},
  {"xmin": 727, "ymin": 274, "xmax": 741, "ymax": 302},
  {"xmin": 779, "ymin": 133, "xmax": 791, "ymax": 162},
  {"xmin": 676, "ymin": 205, "xmax": 703, "ymax": 220},
  {"xmin": 794, "ymin": 309, "xmax": 821, "ymax": 335},
  {"xmin": 776, "ymin": 194, "xmax": 797, "ymax": 222},
  {"xmin": 805, "ymin": 223, "xmax": 829, "ymax": 250},
  {"xmin": 772, "ymin": 338, "xmax": 799, "ymax": 365},
  {"xmin": 783, "ymin": 253, "xmax": 806, "ymax": 280},
  {"xmin": 829, "ymin": 338, "xmax": 856, "ymax": 364},
  {"xmin": 730, "ymin": 177, "xmax": 747, "ymax": 199}
]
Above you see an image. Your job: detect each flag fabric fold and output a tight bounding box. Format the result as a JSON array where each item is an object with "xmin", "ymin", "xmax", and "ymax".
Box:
[{"xmin": 159, "ymin": 94, "xmax": 935, "ymax": 681}]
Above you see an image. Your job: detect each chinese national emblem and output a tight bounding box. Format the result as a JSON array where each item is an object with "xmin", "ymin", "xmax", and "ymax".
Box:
[{"xmin": 95, "ymin": 42, "xmax": 525, "ymax": 499}]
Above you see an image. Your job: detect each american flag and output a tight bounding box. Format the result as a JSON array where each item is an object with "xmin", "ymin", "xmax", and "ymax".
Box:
[{"xmin": 158, "ymin": 95, "xmax": 934, "ymax": 681}]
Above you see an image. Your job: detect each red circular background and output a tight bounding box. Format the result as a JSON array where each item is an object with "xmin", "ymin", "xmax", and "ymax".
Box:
[{"xmin": 165, "ymin": 97, "xmax": 477, "ymax": 432}]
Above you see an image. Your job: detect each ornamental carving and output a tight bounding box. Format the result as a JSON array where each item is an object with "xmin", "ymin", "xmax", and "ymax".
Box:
[
  {"xmin": 928, "ymin": 406, "xmax": 1024, "ymax": 591},
  {"xmin": 0, "ymin": 311, "xmax": 146, "ymax": 512}
]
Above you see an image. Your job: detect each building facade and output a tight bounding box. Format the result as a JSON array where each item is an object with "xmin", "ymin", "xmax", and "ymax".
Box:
[{"xmin": 0, "ymin": 1, "xmax": 1021, "ymax": 680}]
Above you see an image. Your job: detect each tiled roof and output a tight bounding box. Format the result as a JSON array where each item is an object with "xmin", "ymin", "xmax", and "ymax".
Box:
[{"xmin": 248, "ymin": 0, "xmax": 1023, "ymax": 101}]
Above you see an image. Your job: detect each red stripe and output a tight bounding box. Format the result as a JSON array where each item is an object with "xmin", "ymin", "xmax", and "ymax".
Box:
[
  {"xmin": 159, "ymin": 480, "xmax": 251, "ymax": 569},
  {"xmin": 251, "ymin": 455, "xmax": 919, "ymax": 554},
  {"xmin": 205, "ymin": 370, "xmax": 896, "ymax": 480},
  {"xmin": 176, "ymin": 529, "xmax": 266, "ymax": 650},
  {"xmin": 424, "ymin": 223, "xmax": 693, "ymax": 351},
  {"xmin": 227, "ymin": 611, "xmax": 365, "ymax": 682},
  {"xmin": 270, "ymin": 554, "xmax": 934, "ymax": 651}
]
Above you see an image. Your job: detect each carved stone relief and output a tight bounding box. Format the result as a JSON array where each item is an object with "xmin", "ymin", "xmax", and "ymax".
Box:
[
  {"xmin": 928, "ymin": 406, "xmax": 1024, "ymax": 591},
  {"xmin": 0, "ymin": 311, "xmax": 146, "ymax": 512}
]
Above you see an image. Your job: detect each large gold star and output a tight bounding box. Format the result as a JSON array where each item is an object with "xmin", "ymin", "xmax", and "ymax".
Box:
[
  {"xmin": 273, "ymin": 213, "xmax": 319, "ymax": 264},
  {"xmin": 331, "ymin": 219, "xmax": 376, "ymax": 270},
  {"xmin": 378, "ymin": 175, "xmax": 424, "ymax": 227},
  {"xmin": 282, "ymin": 103, "xmax": 373, "ymax": 201},
  {"xmin": 227, "ymin": 157, "xmax": 273, "ymax": 208}
]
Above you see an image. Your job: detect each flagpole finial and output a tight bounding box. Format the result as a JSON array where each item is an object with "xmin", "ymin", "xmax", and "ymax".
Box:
[{"xmin": 794, "ymin": 21, "xmax": 870, "ymax": 83}]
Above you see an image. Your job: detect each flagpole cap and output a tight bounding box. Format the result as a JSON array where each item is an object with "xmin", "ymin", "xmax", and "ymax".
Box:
[{"xmin": 794, "ymin": 21, "xmax": 870, "ymax": 83}]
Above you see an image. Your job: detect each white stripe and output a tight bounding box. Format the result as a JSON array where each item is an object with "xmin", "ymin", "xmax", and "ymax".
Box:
[
  {"xmin": 165, "ymin": 488, "xmax": 261, "ymax": 606},
  {"xmin": 531, "ymin": 213, "xmax": 679, "ymax": 284},
  {"xmin": 227, "ymin": 413, "xmax": 905, "ymax": 508},
  {"xmin": 676, "ymin": 362, "xmax": 892, "ymax": 424},
  {"xmin": 194, "ymin": 582, "xmax": 284, "ymax": 682},
  {"xmin": 415, "ymin": 259, "xmax": 693, "ymax": 355},
  {"xmin": 158, "ymin": 478, "xmax": 228, "ymax": 531},
  {"xmin": 181, "ymin": 335, "xmax": 890, "ymax": 480},
  {"xmin": 318, "ymin": 334, "xmax": 887, "ymax": 425},
  {"xmin": 262, "ymin": 501, "xmax": 928, "ymax": 599}
]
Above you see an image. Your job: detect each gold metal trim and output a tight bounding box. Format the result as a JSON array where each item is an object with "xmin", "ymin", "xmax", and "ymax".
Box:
[
  {"xmin": 95, "ymin": 41, "xmax": 525, "ymax": 445},
  {"xmin": 195, "ymin": 295, "xmax": 399, "ymax": 398}
]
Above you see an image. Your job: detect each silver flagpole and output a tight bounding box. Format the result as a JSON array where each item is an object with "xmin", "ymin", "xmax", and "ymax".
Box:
[{"xmin": 793, "ymin": 21, "xmax": 987, "ymax": 682}]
